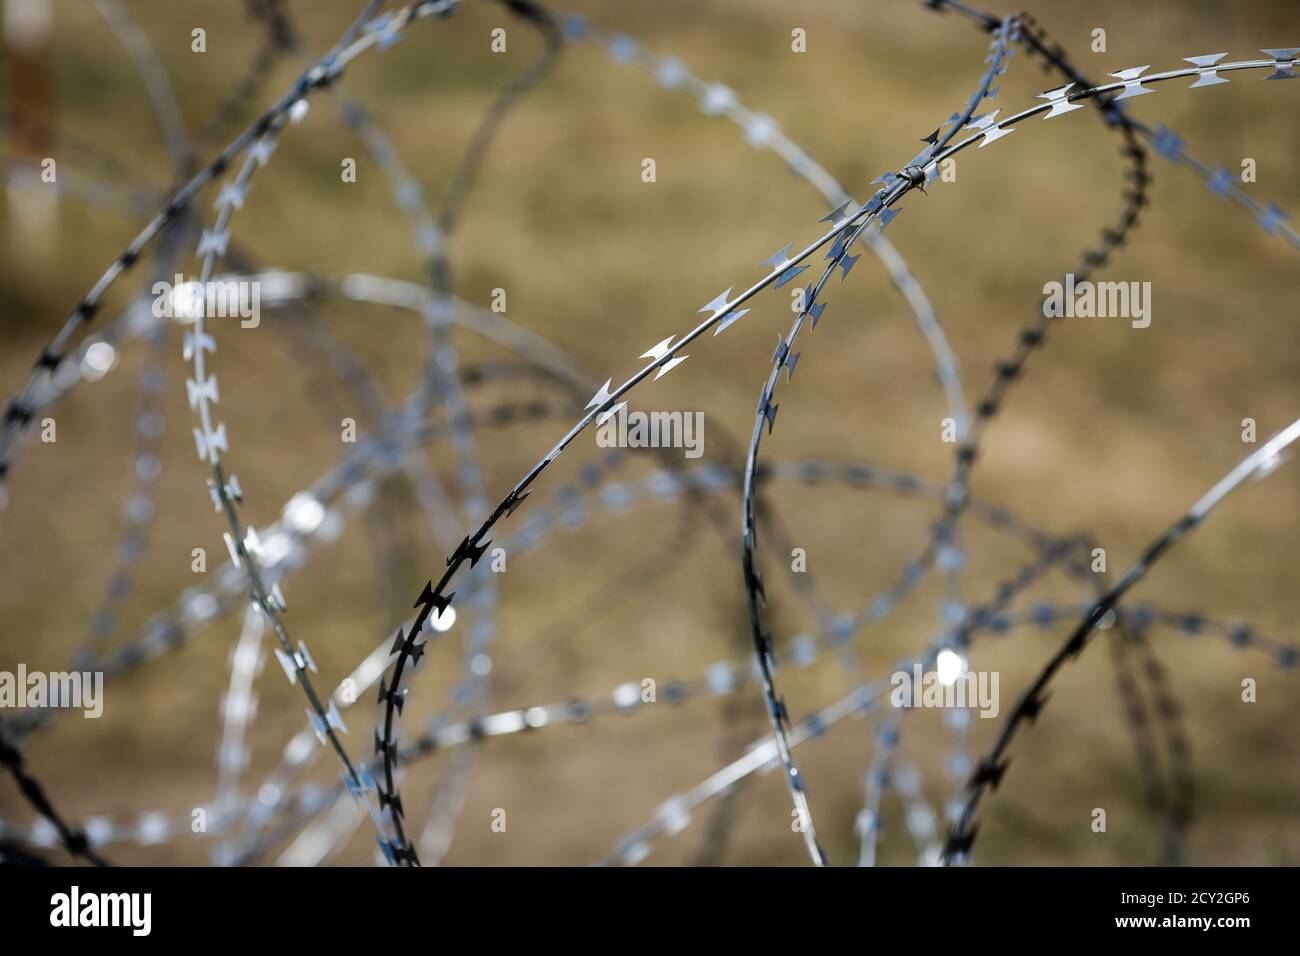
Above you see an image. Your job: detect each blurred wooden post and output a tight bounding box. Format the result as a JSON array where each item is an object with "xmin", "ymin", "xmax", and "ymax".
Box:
[{"xmin": 5, "ymin": 0, "xmax": 55, "ymax": 255}]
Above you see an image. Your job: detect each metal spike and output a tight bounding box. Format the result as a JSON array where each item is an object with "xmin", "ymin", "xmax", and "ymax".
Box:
[
  {"xmin": 972, "ymin": 757, "xmax": 1010, "ymax": 790},
  {"xmin": 712, "ymin": 309, "xmax": 750, "ymax": 336},
  {"xmin": 415, "ymin": 581, "xmax": 454, "ymax": 615},
  {"xmin": 222, "ymin": 531, "xmax": 241, "ymax": 569},
  {"xmin": 655, "ymin": 56, "xmax": 684, "ymax": 88},
  {"xmin": 375, "ymin": 22, "xmax": 403, "ymax": 52},
  {"xmin": 1262, "ymin": 48, "xmax": 1300, "ymax": 80},
  {"xmin": 745, "ymin": 113, "xmax": 777, "ymax": 147},
  {"xmin": 182, "ymin": 331, "xmax": 215, "ymax": 361},
  {"xmin": 193, "ymin": 424, "xmax": 228, "ymax": 462},
  {"xmin": 342, "ymin": 767, "xmax": 367, "ymax": 800},
  {"xmin": 784, "ymin": 352, "xmax": 800, "ymax": 383},
  {"xmin": 373, "ymin": 838, "xmax": 397, "ymax": 867},
  {"xmin": 700, "ymin": 83, "xmax": 735, "ymax": 115},
  {"xmin": 1037, "ymin": 82, "xmax": 1083, "ymax": 118},
  {"xmin": 462, "ymin": 538, "xmax": 490, "ymax": 567},
  {"xmin": 773, "ymin": 264, "xmax": 809, "ymax": 289},
  {"xmin": 377, "ymin": 785, "xmax": 402, "ymax": 814},
  {"xmin": 819, "ymin": 200, "xmax": 853, "ymax": 226},
  {"xmin": 1151, "ymin": 125, "xmax": 1184, "ymax": 161},
  {"xmin": 808, "ymin": 301, "xmax": 827, "ymax": 330},
  {"xmin": 408, "ymin": 638, "xmax": 427, "ymax": 666},
  {"xmin": 1108, "ymin": 65, "xmax": 1156, "ymax": 100},
  {"xmin": 1207, "ymin": 166, "xmax": 1234, "ymax": 197},
  {"xmin": 946, "ymin": 825, "xmax": 978, "ymax": 855},
  {"xmin": 379, "ymin": 682, "xmax": 408, "ymax": 716},
  {"xmin": 274, "ymin": 647, "xmax": 298, "ymax": 685},
  {"xmin": 214, "ymin": 183, "xmax": 246, "ymax": 211},
  {"xmin": 1185, "ymin": 52, "xmax": 1230, "ymax": 88},
  {"xmin": 653, "ymin": 355, "xmax": 688, "ymax": 381},
  {"xmin": 250, "ymin": 137, "xmax": 277, "ymax": 166},
  {"xmin": 772, "ymin": 333, "xmax": 789, "ymax": 365},
  {"xmin": 306, "ymin": 709, "xmax": 328, "ymax": 744},
  {"xmin": 698, "ymin": 288, "xmax": 732, "ymax": 316},
  {"xmin": 597, "ymin": 401, "xmax": 627, "ymax": 425},
  {"xmin": 295, "ymin": 641, "xmax": 317, "ymax": 673},
  {"xmin": 1257, "ymin": 202, "xmax": 1289, "ymax": 234},
  {"xmin": 197, "ymin": 229, "xmax": 230, "ymax": 258},
  {"xmin": 243, "ymin": 527, "xmax": 264, "ymax": 562},
  {"xmin": 585, "ymin": 378, "xmax": 614, "ymax": 411},
  {"xmin": 977, "ymin": 124, "xmax": 1015, "ymax": 148},
  {"xmin": 325, "ymin": 700, "xmax": 348, "ymax": 734},
  {"xmin": 1021, "ymin": 691, "xmax": 1050, "ymax": 722},
  {"xmin": 758, "ymin": 243, "xmax": 793, "ymax": 269},
  {"xmin": 640, "ymin": 336, "xmax": 675, "ymax": 363},
  {"xmin": 608, "ymin": 34, "xmax": 637, "ymax": 63}
]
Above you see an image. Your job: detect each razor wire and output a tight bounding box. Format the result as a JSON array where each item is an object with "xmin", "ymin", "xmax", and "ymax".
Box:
[
  {"xmin": 943, "ymin": 420, "xmax": 1300, "ymax": 863},
  {"xmin": 372, "ymin": 0, "xmax": 563, "ymax": 866},
  {"xmin": 0, "ymin": 0, "xmax": 459, "ymax": 517},
  {"xmin": 916, "ymin": 0, "xmax": 1288, "ymax": 860},
  {"xmin": 735, "ymin": 14, "xmax": 1022, "ymax": 865},
  {"xmin": 1, "ymin": 0, "xmax": 1297, "ymax": 867},
  {"xmin": 4, "ymin": 580, "xmax": 1288, "ymax": 857}
]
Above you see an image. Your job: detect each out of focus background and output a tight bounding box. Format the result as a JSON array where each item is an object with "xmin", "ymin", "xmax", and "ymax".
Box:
[{"xmin": 1, "ymin": 0, "xmax": 1298, "ymax": 866}]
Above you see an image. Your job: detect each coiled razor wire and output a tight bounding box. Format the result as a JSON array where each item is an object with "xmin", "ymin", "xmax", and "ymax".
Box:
[{"xmin": 1, "ymin": 0, "xmax": 1297, "ymax": 866}]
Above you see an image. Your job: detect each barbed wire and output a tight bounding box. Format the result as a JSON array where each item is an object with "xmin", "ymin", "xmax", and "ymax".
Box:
[
  {"xmin": 1, "ymin": 0, "xmax": 1296, "ymax": 867},
  {"xmin": 943, "ymin": 420, "xmax": 1300, "ymax": 863},
  {"xmin": 10, "ymin": 575, "xmax": 1284, "ymax": 857},
  {"xmin": 735, "ymin": 14, "xmax": 1022, "ymax": 866},
  {"xmin": 371, "ymin": 0, "xmax": 563, "ymax": 866},
  {"xmin": 0, "ymin": 0, "xmax": 459, "ymax": 519}
]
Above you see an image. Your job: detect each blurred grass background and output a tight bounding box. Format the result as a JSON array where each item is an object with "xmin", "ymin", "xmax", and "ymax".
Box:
[{"xmin": 0, "ymin": 0, "xmax": 1298, "ymax": 865}]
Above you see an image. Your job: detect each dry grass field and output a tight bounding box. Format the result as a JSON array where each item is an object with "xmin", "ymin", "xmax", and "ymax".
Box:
[{"xmin": 0, "ymin": 0, "xmax": 1298, "ymax": 865}]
